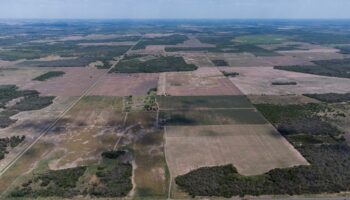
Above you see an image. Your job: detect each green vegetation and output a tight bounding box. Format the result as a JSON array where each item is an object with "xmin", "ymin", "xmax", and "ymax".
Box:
[
  {"xmin": 304, "ymin": 93, "xmax": 350, "ymax": 103},
  {"xmin": 144, "ymin": 88, "xmax": 158, "ymax": 111},
  {"xmin": 0, "ymin": 85, "xmax": 54, "ymax": 128},
  {"xmin": 211, "ymin": 59, "xmax": 228, "ymax": 66},
  {"xmin": 274, "ymin": 44, "xmax": 305, "ymax": 51},
  {"xmin": 275, "ymin": 58, "xmax": 350, "ymax": 79},
  {"xmin": 2, "ymin": 43, "xmax": 130, "ymax": 69},
  {"xmin": 176, "ymin": 144, "xmax": 350, "ymax": 197},
  {"xmin": 337, "ymin": 46, "xmax": 350, "ymax": 54},
  {"xmin": 33, "ymin": 71, "xmax": 65, "ymax": 81},
  {"xmin": 235, "ymin": 34, "xmax": 289, "ymax": 45},
  {"xmin": 157, "ymin": 95, "xmax": 252, "ymax": 110},
  {"xmin": 196, "ymin": 35, "xmax": 280, "ymax": 56},
  {"xmin": 0, "ymin": 136, "xmax": 25, "ymax": 160},
  {"xmin": 164, "ymin": 47, "xmax": 216, "ymax": 52},
  {"xmin": 222, "ymin": 71, "xmax": 239, "ymax": 77},
  {"xmin": 133, "ymin": 34, "xmax": 188, "ymax": 50},
  {"xmin": 112, "ymin": 56, "xmax": 197, "ymax": 73},
  {"xmin": 10, "ymin": 167, "xmax": 87, "ymax": 198},
  {"xmin": 10, "ymin": 150, "xmax": 133, "ymax": 198},
  {"xmin": 175, "ymin": 102, "xmax": 349, "ymax": 198},
  {"xmin": 271, "ymin": 81, "xmax": 297, "ymax": 85},
  {"xmin": 90, "ymin": 151, "xmax": 133, "ymax": 197},
  {"xmin": 159, "ymin": 109, "xmax": 267, "ymax": 126}
]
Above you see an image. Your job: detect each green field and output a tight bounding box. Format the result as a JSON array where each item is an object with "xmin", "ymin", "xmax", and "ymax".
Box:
[
  {"xmin": 157, "ymin": 95, "xmax": 253, "ymax": 110},
  {"xmin": 235, "ymin": 34, "xmax": 290, "ymax": 45},
  {"xmin": 275, "ymin": 58, "xmax": 350, "ymax": 79},
  {"xmin": 160, "ymin": 109, "xmax": 267, "ymax": 126},
  {"xmin": 112, "ymin": 56, "xmax": 197, "ymax": 73}
]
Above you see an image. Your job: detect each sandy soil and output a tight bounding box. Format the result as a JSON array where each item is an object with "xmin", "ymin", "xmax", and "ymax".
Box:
[
  {"xmin": 223, "ymin": 67, "xmax": 350, "ymax": 95},
  {"xmin": 165, "ymin": 125, "xmax": 308, "ymax": 177},
  {"xmin": 89, "ymin": 73, "xmax": 159, "ymax": 96}
]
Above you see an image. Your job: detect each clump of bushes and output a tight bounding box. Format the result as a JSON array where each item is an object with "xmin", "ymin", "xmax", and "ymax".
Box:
[
  {"xmin": 222, "ymin": 71, "xmax": 239, "ymax": 77},
  {"xmin": 0, "ymin": 136, "xmax": 25, "ymax": 160}
]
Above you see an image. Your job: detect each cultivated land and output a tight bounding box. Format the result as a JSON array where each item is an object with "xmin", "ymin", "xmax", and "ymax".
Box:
[{"xmin": 1, "ymin": 20, "xmax": 350, "ymax": 199}]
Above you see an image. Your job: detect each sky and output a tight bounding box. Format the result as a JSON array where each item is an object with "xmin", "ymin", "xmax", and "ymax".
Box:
[{"xmin": 0, "ymin": 0, "xmax": 350, "ymax": 19}]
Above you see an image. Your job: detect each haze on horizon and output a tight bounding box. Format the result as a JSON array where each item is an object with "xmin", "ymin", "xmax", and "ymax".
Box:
[{"xmin": 0, "ymin": 0, "xmax": 350, "ymax": 20}]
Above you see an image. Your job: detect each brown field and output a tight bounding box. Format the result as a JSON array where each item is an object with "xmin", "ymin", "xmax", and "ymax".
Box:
[
  {"xmin": 164, "ymin": 125, "xmax": 308, "ymax": 177},
  {"xmin": 223, "ymin": 67, "xmax": 350, "ymax": 95},
  {"xmin": 157, "ymin": 67, "xmax": 243, "ymax": 96},
  {"xmin": 133, "ymin": 130, "xmax": 169, "ymax": 198},
  {"xmin": 22, "ymin": 67, "xmax": 106, "ymax": 96},
  {"xmin": 89, "ymin": 73, "xmax": 159, "ymax": 96}
]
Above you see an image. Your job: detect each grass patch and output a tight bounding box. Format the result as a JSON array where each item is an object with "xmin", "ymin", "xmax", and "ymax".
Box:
[
  {"xmin": 33, "ymin": 71, "xmax": 65, "ymax": 81},
  {"xmin": 112, "ymin": 56, "xmax": 197, "ymax": 73}
]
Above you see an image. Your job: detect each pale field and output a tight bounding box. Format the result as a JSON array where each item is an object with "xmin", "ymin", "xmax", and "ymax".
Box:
[
  {"xmin": 157, "ymin": 67, "xmax": 242, "ymax": 96},
  {"xmin": 89, "ymin": 73, "xmax": 159, "ymax": 96},
  {"xmin": 22, "ymin": 67, "xmax": 107, "ymax": 96},
  {"xmin": 164, "ymin": 125, "xmax": 308, "ymax": 177},
  {"xmin": 279, "ymin": 50, "xmax": 347, "ymax": 61},
  {"xmin": 0, "ymin": 67, "xmax": 49, "ymax": 88},
  {"xmin": 223, "ymin": 67, "xmax": 350, "ymax": 95}
]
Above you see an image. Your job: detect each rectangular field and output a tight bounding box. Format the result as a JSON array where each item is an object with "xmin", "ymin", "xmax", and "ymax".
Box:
[
  {"xmin": 157, "ymin": 95, "xmax": 253, "ymax": 110},
  {"xmin": 165, "ymin": 125, "xmax": 308, "ymax": 177},
  {"xmin": 160, "ymin": 109, "xmax": 267, "ymax": 126},
  {"xmin": 157, "ymin": 68, "xmax": 243, "ymax": 96}
]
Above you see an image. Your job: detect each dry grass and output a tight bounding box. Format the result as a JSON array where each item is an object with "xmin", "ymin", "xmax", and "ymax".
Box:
[{"xmin": 165, "ymin": 125, "xmax": 308, "ymax": 177}]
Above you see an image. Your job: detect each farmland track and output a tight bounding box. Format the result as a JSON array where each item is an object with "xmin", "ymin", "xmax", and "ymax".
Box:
[{"xmin": 0, "ymin": 38, "xmax": 143, "ymax": 182}]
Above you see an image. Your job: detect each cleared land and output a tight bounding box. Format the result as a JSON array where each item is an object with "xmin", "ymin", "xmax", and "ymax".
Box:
[
  {"xmin": 157, "ymin": 67, "xmax": 243, "ymax": 96},
  {"xmin": 165, "ymin": 125, "xmax": 308, "ymax": 177},
  {"xmin": 89, "ymin": 73, "xmax": 159, "ymax": 96},
  {"xmin": 225, "ymin": 67, "xmax": 350, "ymax": 95}
]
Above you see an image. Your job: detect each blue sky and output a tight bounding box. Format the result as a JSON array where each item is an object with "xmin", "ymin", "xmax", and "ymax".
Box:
[{"xmin": 0, "ymin": 0, "xmax": 350, "ymax": 19}]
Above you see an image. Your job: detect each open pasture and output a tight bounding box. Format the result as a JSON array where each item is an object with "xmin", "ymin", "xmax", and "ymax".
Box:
[{"xmin": 165, "ymin": 125, "xmax": 308, "ymax": 177}]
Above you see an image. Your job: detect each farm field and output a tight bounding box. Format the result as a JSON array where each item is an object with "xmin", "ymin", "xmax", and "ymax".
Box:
[{"xmin": 1, "ymin": 19, "xmax": 350, "ymax": 199}]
